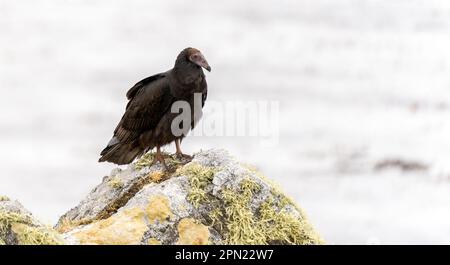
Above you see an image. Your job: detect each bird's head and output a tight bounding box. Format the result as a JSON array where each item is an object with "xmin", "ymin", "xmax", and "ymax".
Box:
[{"xmin": 178, "ymin": 47, "xmax": 211, "ymax": 72}]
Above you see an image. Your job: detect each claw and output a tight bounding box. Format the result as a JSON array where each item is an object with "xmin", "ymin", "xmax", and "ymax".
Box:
[
  {"xmin": 174, "ymin": 139, "xmax": 192, "ymax": 160},
  {"xmin": 175, "ymin": 152, "xmax": 192, "ymax": 160},
  {"xmin": 150, "ymin": 145, "xmax": 169, "ymax": 171}
]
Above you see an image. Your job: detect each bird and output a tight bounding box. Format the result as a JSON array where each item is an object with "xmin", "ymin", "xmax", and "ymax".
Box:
[{"xmin": 99, "ymin": 47, "xmax": 211, "ymax": 169}]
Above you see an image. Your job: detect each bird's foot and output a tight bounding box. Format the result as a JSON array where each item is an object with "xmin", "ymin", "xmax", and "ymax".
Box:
[
  {"xmin": 175, "ymin": 152, "xmax": 192, "ymax": 160},
  {"xmin": 151, "ymin": 153, "xmax": 169, "ymax": 171}
]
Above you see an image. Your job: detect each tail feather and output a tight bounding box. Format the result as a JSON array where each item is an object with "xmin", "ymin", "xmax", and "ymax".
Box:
[{"xmin": 98, "ymin": 140, "xmax": 144, "ymax": 165}]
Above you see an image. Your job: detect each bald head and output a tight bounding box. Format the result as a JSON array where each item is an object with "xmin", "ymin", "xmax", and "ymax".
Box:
[{"xmin": 177, "ymin": 47, "xmax": 211, "ymax": 72}]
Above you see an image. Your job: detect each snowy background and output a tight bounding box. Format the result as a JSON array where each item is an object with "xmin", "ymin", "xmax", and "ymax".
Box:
[{"xmin": 1, "ymin": 0, "xmax": 450, "ymax": 244}]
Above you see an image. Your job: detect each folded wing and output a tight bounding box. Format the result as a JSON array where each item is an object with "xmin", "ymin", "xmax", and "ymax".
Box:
[{"xmin": 99, "ymin": 72, "xmax": 174, "ymax": 164}]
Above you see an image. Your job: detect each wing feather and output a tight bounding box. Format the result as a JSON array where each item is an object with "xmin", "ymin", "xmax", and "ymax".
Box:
[
  {"xmin": 126, "ymin": 72, "xmax": 166, "ymax": 100},
  {"xmin": 113, "ymin": 73, "xmax": 173, "ymax": 143}
]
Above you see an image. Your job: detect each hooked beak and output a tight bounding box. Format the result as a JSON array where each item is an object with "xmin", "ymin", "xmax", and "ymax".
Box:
[{"xmin": 192, "ymin": 53, "xmax": 211, "ymax": 72}]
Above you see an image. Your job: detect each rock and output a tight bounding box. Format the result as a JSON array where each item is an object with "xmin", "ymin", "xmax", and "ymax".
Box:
[
  {"xmin": 57, "ymin": 149, "xmax": 324, "ymax": 245},
  {"xmin": 0, "ymin": 197, "xmax": 63, "ymax": 245}
]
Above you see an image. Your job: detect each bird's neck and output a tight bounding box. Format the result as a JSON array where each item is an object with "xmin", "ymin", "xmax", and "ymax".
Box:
[
  {"xmin": 169, "ymin": 64, "xmax": 204, "ymax": 99},
  {"xmin": 173, "ymin": 62, "xmax": 203, "ymax": 85}
]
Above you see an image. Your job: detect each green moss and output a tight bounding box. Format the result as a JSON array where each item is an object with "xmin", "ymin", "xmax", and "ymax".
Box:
[
  {"xmin": 179, "ymin": 162, "xmax": 323, "ymax": 245},
  {"xmin": 0, "ymin": 211, "xmax": 62, "ymax": 245}
]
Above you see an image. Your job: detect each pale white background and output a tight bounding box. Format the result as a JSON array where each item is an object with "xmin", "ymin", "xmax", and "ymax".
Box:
[{"xmin": 1, "ymin": 0, "xmax": 450, "ymax": 244}]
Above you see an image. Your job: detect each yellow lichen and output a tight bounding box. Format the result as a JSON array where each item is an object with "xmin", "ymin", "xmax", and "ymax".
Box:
[
  {"xmin": 221, "ymin": 183, "xmax": 266, "ymax": 245},
  {"xmin": 223, "ymin": 177, "xmax": 323, "ymax": 245},
  {"xmin": 148, "ymin": 171, "xmax": 164, "ymax": 183},
  {"xmin": 0, "ymin": 211, "xmax": 28, "ymax": 235},
  {"xmin": 135, "ymin": 151, "xmax": 187, "ymax": 170},
  {"xmin": 179, "ymin": 161, "xmax": 323, "ymax": 245},
  {"xmin": 0, "ymin": 195, "xmax": 10, "ymax": 201},
  {"xmin": 135, "ymin": 152, "xmax": 156, "ymax": 170},
  {"xmin": 0, "ymin": 211, "xmax": 62, "ymax": 245},
  {"xmin": 55, "ymin": 218, "xmax": 91, "ymax": 234},
  {"xmin": 146, "ymin": 195, "xmax": 172, "ymax": 223},
  {"xmin": 242, "ymin": 163, "xmax": 284, "ymax": 191},
  {"xmin": 209, "ymin": 207, "xmax": 224, "ymax": 230},
  {"xmin": 257, "ymin": 198, "xmax": 323, "ymax": 245},
  {"xmin": 147, "ymin": 238, "xmax": 161, "ymax": 245},
  {"xmin": 176, "ymin": 162, "xmax": 216, "ymax": 207},
  {"xmin": 72, "ymin": 195, "xmax": 173, "ymax": 245},
  {"xmin": 73, "ymin": 207, "xmax": 148, "ymax": 245},
  {"xmin": 176, "ymin": 218, "xmax": 210, "ymax": 245},
  {"xmin": 107, "ymin": 176, "xmax": 124, "ymax": 189},
  {"xmin": 11, "ymin": 223, "xmax": 62, "ymax": 245}
]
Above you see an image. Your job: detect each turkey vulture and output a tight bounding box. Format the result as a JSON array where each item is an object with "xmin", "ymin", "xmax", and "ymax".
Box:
[{"xmin": 99, "ymin": 47, "xmax": 210, "ymax": 168}]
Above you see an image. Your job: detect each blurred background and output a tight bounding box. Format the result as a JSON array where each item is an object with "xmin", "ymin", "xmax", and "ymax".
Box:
[{"xmin": 1, "ymin": 0, "xmax": 450, "ymax": 244}]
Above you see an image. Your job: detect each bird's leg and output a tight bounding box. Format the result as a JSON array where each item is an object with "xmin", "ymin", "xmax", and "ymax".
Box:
[
  {"xmin": 175, "ymin": 139, "xmax": 192, "ymax": 159},
  {"xmin": 151, "ymin": 145, "xmax": 168, "ymax": 170}
]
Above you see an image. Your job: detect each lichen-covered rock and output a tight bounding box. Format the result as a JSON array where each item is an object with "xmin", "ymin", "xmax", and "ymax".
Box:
[
  {"xmin": 0, "ymin": 197, "xmax": 63, "ymax": 245},
  {"xmin": 58, "ymin": 149, "xmax": 324, "ymax": 245},
  {"xmin": 54, "ymin": 156, "xmax": 183, "ymax": 233}
]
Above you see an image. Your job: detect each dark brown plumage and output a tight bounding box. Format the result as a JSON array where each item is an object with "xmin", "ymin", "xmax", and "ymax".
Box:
[{"xmin": 99, "ymin": 47, "xmax": 210, "ymax": 167}]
